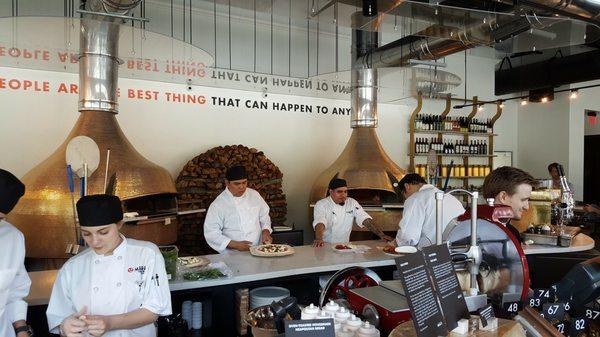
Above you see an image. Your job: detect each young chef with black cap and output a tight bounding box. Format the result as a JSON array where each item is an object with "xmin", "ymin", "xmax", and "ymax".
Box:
[
  {"xmin": 46, "ymin": 194, "xmax": 171, "ymax": 337},
  {"xmin": 312, "ymin": 178, "xmax": 393, "ymax": 247},
  {"xmin": 204, "ymin": 165, "xmax": 273, "ymax": 252},
  {"xmin": 0, "ymin": 169, "xmax": 33, "ymax": 337}
]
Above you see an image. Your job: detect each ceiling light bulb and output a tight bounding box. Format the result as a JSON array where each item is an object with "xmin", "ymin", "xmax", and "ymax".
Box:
[
  {"xmin": 541, "ymin": 97, "xmax": 548, "ymax": 103},
  {"xmin": 499, "ymin": 102, "xmax": 505, "ymax": 108},
  {"xmin": 521, "ymin": 99, "xmax": 528, "ymax": 106},
  {"xmin": 478, "ymin": 105, "xmax": 483, "ymax": 111},
  {"xmin": 570, "ymin": 90, "xmax": 579, "ymax": 99}
]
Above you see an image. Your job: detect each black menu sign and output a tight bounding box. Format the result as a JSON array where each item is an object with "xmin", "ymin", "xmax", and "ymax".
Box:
[
  {"xmin": 284, "ymin": 319, "xmax": 335, "ymax": 337},
  {"xmin": 396, "ymin": 250, "xmax": 448, "ymax": 337},
  {"xmin": 422, "ymin": 244, "xmax": 470, "ymax": 330},
  {"xmin": 478, "ymin": 304, "xmax": 495, "ymax": 327}
]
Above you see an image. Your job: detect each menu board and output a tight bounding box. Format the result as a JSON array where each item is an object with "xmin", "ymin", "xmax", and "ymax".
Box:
[
  {"xmin": 422, "ymin": 244, "xmax": 470, "ymax": 330},
  {"xmin": 395, "ymin": 250, "xmax": 448, "ymax": 337}
]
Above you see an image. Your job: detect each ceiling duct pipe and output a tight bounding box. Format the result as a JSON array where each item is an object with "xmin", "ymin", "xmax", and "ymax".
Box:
[
  {"xmin": 351, "ymin": 12, "xmax": 379, "ymax": 128},
  {"xmin": 79, "ymin": 0, "xmax": 143, "ymax": 113},
  {"xmin": 519, "ymin": 0, "xmax": 600, "ymax": 22}
]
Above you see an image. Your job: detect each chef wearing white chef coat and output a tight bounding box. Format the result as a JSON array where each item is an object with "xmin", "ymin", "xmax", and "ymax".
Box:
[
  {"xmin": 46, "ymin": 194, "xmax": 172, "ymax": 337},
  {"xmin": 0, "ymin": 169, "xmax": 33, "ymax": 337},
  {"xmin": 312, "ymin": 178, "xmax": 393, "ymax": 247},
  {"xmin": 394, "ymin": 173, "xmax": 465, "ymax": 248},
  {"xmin": 204, "ymin": 165, "xmax": 273, "ymax": 252}
]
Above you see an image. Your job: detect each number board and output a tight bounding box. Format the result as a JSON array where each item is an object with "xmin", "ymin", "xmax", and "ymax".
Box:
[
  {"xmin": 534, "ymin": 288, "xmax": 554, "ymax": 301},
  {"xmin": 553, "ymin": 321, "xmax": 567, "ymax": 336},
  {"xmin": 526, "ymin": 296, "xmax": 543, "ymax": 309},
  {"xmin": 542, "ymin": 302, "xmax": 566, "ymax": 321},
  {"xmin": 569, "ymin": 317, "xmax": 587, "ymax": 336},
  {"xmin": 502, "ymin": 301, "xmax": 522, "ymax": 316}
]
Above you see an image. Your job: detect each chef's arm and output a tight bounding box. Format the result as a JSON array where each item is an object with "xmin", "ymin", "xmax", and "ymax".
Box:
[
  {"xmin": 361, "ymin": 219, "xmax": 388, "ymax": 239},
  {"xmin": 103, "ymin": 308, "xmax": 158, "ymax": 331},
  {"xmin": 314, "ymin": 223, "xmax": 325, "ymax": 241}
]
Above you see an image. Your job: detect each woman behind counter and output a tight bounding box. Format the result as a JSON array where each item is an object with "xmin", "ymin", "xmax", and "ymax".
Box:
[{"xmin": 46, "ymin": 194, "xmax": 172, "ymax": 337}]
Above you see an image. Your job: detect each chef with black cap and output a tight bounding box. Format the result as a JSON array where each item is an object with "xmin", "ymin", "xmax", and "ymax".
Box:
[
  {"xmin": 0, "ymin": 169, "xmax": 33, "ymax": 337},
  {"xmin": 46, "ymin": 194, "xmax": 171, "ymax": 337},
  {"xmin": 204, "ymin": 165, "xmax": 272, "ymax": 252},
  {"xmin": 312, "ymin": 178, "xmax": 393, "ymax": 247}
]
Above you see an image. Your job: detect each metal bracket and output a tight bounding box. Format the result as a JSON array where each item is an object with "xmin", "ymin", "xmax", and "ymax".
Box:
[{"xmin": 76, "ymin": 9, "xmax": 150, "ymax": 22}]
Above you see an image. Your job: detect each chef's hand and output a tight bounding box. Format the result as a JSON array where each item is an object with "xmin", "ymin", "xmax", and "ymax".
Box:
[
  {"xmin": 380, "ymin": 234, "xmax": 395, "ymax": 242},
  {"xmin": 312, "ymin": 239, "xmax": 325, "ymax": 247},
  {"xmin": 83, "ymin": 315, "xmax": 110, "ymax": 337},
  {"xmin": 261, "ymin": 230, "xmax": 273, "ymax": 244},
  {"xmin": 229, "ymin": 240, "xmax": 252, "ymax": 251},
  {"xmin": 60, "ymin": 307, "xmax": 88, "ymax": 337},
  {"xmin": 584, "ymin": 204, "xmax": 600, "ymax": 214}
]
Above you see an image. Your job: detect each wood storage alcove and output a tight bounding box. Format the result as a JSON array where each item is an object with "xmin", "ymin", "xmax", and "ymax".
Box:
[{"xmin": 176, "ymin": 145, "xmax": 287, "ymax": 255}]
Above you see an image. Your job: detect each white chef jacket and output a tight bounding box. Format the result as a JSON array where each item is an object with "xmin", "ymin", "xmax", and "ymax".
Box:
[
  {"xmin": 204, "ymin": 188, "xmax": 272, "ymax": 252},
  {"xmin": 46, "ymin": 235, "xmax": 172, "ymax": 337},
  {"xmin": 0, "ymin": 220, "xmax": 31, "ymax": 337},
  {"xmin": 312, "ymin": 197, "xmax": 372, "ymax": 244},
  {"xmin": 396, "ymin": 184, "xmax": 465, "ymax": 248}
]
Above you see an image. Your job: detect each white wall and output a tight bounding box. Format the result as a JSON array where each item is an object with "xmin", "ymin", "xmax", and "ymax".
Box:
[
  {"xmin": 0, "ymin": 50, "xmax": 520, "ymax": 241},
  {"xmin": 517, "ymin": 92, "xmax": 570, "ymax": 181}
]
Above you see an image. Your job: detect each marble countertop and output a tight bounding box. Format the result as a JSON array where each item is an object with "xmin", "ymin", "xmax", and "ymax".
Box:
[{"xmin": 25, "ymin": 234, "xmax": 595, "ymax": 306}]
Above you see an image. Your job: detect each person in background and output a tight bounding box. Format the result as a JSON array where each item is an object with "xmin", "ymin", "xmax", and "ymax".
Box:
[
  {"xmin": 393, "ymin": 173, "xmax": 465, "ymax": 248},
  {"xmin": 204, "ymin": 165, "xmax": 272, "ymax": 252},
  {"xmin": 0, "ymin": 169, "xmax": 33, "ymax": 337},
  {"xmin": 46, "ymin": 194, "xmax": 172, "ymax": 337},
  {"xmin": 482, "ymin": 166, "xmax": 538, "ymax": 240},
  {"xmin": 548, "ymin": 162, "xmax": 574, "ymax": 192},
  {"xmin": 312, "ymin": 178, "xmax": 393, "ymax": 247},
  {"xmin": 483, "ymin": 166, "xmax": 538, "ymax": 221}
]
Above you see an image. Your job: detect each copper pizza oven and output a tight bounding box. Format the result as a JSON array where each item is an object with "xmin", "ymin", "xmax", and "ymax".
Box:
[
  {"xmin": 310, "ymin": 14, "xmax": 407, "ymax": 234},
  {"xmin": 7, "ymin": 0, "xmax": 178, "ymax": 259}
]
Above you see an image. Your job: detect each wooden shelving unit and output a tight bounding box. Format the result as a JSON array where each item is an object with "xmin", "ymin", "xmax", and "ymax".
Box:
[{"xmin": 408, "ymin": 93, "xmax": 503, "ymax": 189}]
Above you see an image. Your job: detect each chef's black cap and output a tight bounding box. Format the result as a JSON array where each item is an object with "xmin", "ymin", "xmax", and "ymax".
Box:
[
  {"xmin": 226, "ymin": 165, "xmax": 248, "ymax": 181},
  {"xmin": 76, "ymin": 194, "xmax": 123, "ymax": 227},
  {"xmin": 328, "ymin": 178, "xmax": 347, "ymax": 190},
  {"xmin": 0, "ymin": 169, "xmax": 25, "ymax": 214}
]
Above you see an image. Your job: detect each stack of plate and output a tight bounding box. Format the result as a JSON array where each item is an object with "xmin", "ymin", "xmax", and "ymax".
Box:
[
  {"xmin": 249, "ymin": 286, "xmax": 290, "ymax": 309},
  {"xmin": 191, "ymin": 302, "xmax": 202, "ymax": 330},
  {"xmin": 181, "ymin": 301, "xmax": 192, "ymax": 329}
]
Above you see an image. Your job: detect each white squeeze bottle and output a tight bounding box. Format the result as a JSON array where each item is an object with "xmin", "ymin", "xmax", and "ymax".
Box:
[
  {"xmin": 343, "ymin": 314, "xmax": 362, "ymax": 331},
  {"xmin": 334, "ymin": 307, "xmax": 351, "ymax": 324},
  {"xmin": 301, "ymin": 303, "xmax": 319, "ymax": 320},
  {"xmin": 357, "ymin": 321, "xmax": 380, "ymax": 337},
  {"xmin": 323, "ymin": 300, "xmax": 340, "ymax": 316}
]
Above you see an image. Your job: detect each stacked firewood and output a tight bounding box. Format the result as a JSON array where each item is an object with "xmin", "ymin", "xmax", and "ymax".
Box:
[{"xmin": 176, "ymin": 145, "xmax": 287, "ymax": 255}]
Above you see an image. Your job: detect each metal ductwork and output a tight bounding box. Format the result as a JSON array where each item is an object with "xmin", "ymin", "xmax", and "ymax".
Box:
[
  {"xmin": 8, "ymin": 0, "xmax": 179, "ymax": 260},
  {"xmin": 492, "ymin": 0, "xmax": 600, "ymax": 95},
  {"xmin": 79, "ymin": 0, "xmax": 142, "ymax": 113},
  {"xmin": 519, "ymin": 0, "xmax": 600, "ymax": 22}
]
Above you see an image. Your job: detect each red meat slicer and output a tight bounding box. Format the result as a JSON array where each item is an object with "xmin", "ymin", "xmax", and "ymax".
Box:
[{"xmin": 319, "ymin": 193, "xmax": 530, "ymax": 334}]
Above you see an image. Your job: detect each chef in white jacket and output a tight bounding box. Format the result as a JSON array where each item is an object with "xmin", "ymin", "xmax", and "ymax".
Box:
[
  {"xmin": 204, "ymin": 165, "xmax": 272, "ymax": 252},
  {"xmin": 312, "ymin": 178, "xmax": 393, "ymax": 247},
  {"xmin": 46, "ymin": 194, "xmax": 172, "ymax": 337},
  {"xmin": 394, "ymin": 173, "xmax": 465, "ymax": 248},
  {"xmin": 0, "ymin": 169, "xmax": 33, "ymax": 337}
]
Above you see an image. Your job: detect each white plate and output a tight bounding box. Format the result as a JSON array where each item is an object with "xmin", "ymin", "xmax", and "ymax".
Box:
[
  {"xmin": 272, "ymin": 226, "xmax": 293, "ymax": 231},
  {"xmin": 395, "ymin": 246, "xmax": 418, "ymax": 254}
]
